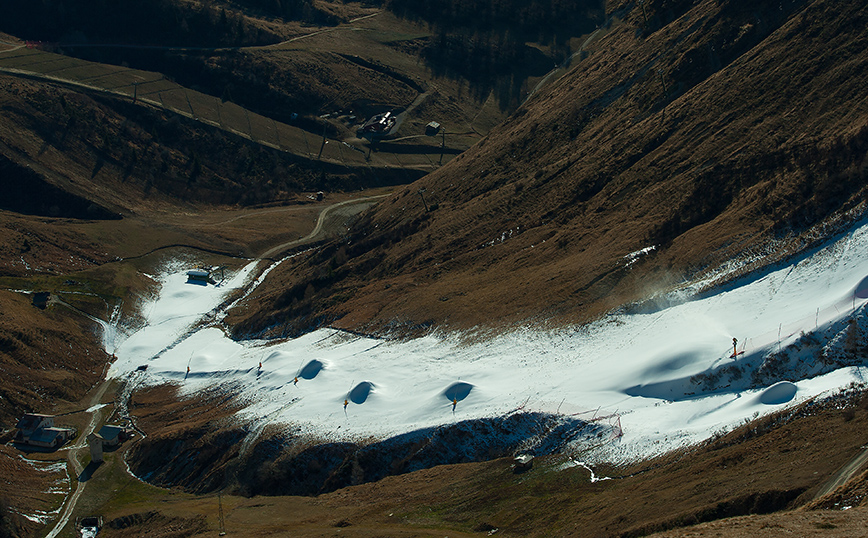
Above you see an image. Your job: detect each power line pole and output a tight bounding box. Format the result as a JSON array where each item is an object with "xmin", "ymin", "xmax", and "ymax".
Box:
[
  {"xmin": 439, "ymin": 130, "xmax": 446, "ymax": 165},
  {"xmin": 317, "ymin": 121, "xmax": 328, "ymax": 160},
  {"xmin": 218, "ymin": 492, "xmax": 226, "ymax": 536},
  {"xmin": 639, "ymin": 0, "xmax": 649, "ymax": 29}
]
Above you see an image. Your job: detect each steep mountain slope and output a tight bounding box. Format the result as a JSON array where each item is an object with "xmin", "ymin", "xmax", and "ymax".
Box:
[
  {"xmin": 0, "ymin": 74, "xmax": 355, "ymax": 215},
  {"xmin": 0, "ymin": 290, "xmax": 107, "ymax": 429},
  {"xmin": 230, "ymin": 0, "xmax": 868, "ymax": 337}
]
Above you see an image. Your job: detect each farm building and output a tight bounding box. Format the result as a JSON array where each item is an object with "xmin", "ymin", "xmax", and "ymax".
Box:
[
  {"xmin": 96, "ymin": 424, "xmax": 133, "ymax": 448},
  {"xmin": 187, "ymin": 266, "xmax": 225, "ymax": 284},
  {"xmin": 14, "ymin": 414, "xmax": 76, "ymax": 449},
  {"xmin": 87, "ymin": 424, "xmax": 134, "ymax": 462}
]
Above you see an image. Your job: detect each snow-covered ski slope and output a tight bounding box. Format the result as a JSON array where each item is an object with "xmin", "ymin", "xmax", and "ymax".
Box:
[{"xmin": 108, "ymin": 216, "xmax": 868, "ymax": 462}]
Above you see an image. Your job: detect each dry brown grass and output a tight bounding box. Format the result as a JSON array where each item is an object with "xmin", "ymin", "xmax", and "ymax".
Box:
[
  {"xmin": 68, "ymin": 385, "xmax": 868, "ymax": 538},
  {"xmin": 233, "ymin": 0, "xmax": 868, "ymax": 338},
  {"xmin": 0, "ymin": 288, "xmax": 108, "ymax": 427}
]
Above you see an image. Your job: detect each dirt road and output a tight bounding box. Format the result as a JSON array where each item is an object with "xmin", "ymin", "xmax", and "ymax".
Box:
[
  {"xmin": 259, "ymin": 193, "xmax": 389, "ymax": 259},
  {"xmin": 44, "ymin": 381, "xmax": 112, "ymax": 538},
  {"xmin": 814, "ymin": 444, "xmax": 868, "ymax": 500}
]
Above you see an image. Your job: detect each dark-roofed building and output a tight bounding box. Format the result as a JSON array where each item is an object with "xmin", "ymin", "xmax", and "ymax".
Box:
[
  {"xmin": 14, "ymin": 413, "xmax": 76, "ymax": 449},
  {"xmin": 96, "ymin": 424, "xmax": 132, "ymax": 448}
]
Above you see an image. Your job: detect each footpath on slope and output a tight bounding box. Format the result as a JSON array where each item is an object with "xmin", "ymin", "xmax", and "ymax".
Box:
[{"xmin": 108, "ymin": 193, "xmax": 388, "ymax": 263}]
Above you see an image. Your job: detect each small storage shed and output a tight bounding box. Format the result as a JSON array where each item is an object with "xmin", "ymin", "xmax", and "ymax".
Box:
[{"xmin": 513, "ymin": 454, "xmax": 534, "ymax": 473}]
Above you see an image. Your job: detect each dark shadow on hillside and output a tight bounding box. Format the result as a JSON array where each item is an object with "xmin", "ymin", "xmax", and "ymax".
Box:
[
  {"xmin": 388, "ymin": 0, "xmax": 604, "ymax": 110},
  {"xmin": 0, "ymin": 154, "xmax": 121, "ymax": 219},
  {"xmin": 78, "ymin": 461, "xmax": 102, "ymax": 482},
  {"xmin": 228, "ymin": 412, "xmax": 607, "ymax": 497}
]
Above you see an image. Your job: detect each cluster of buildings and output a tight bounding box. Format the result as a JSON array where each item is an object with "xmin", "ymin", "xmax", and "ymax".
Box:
[
  {"xmin": 13, "ymin": 414, "xmax": 76, "ymax": 449},
  {"xmin": 12, "ymin": 413, "xmax": 133, "ymax": 454}
]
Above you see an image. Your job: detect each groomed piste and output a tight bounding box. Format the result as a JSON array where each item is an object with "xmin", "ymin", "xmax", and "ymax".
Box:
[{"xmin": 108, "ymin": 216, "xmax": 868, "ymax": 463}]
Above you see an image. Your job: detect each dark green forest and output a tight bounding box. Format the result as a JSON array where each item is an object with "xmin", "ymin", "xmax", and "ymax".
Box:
[{"xmin": 0, "ymin": 0, "xmax": 271, "ymax": 47}]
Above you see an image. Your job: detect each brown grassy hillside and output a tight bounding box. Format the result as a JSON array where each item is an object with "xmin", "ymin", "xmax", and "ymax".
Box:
[
  {"xmin": 86, "ymin": 383, "xmax": 868, "ymax": 538},
  {"xmin": 0, "ymin": 74, "xmax": 360, "ymax": 212},
  {"xmin": 0, "ymin": 289, "xmax": 107, "ymax": 428},
  {"xmin": 229, "ymin": 0, "xmax": 868, "ymax": 338}
]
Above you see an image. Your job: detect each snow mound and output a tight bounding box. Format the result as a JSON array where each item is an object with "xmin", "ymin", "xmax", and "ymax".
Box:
[
  {"xmin": 349, "ymin": 381, "xmax": 375, "ymax": 404},
  {"xmin": 299, "ymin": 359, "xmax": 324, "ymax": 380},
  {"xmin": 443, "ymin": 381, "xmax": 474, "ymax": 402},
  {"xmin": 758, "ymin": 381, "xmax": 798, "ymax": 405},
  {"xmin": 855, "ymin": 275, "xmax": 868, "ymax": 299}
]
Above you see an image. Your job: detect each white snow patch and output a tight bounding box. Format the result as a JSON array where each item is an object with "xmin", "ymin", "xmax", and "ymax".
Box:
[
  {"xmin": 561, "ymin": 460, "xmax": 613, "ymax": 483},
  {"xmin": 9, "ymin": 501, "xmax": 64, "ymax": 525},
  {"xmin": 623, "ymin": 245, "xmax": 657, "ymax": 267},
  {"xmin": 85, "ymin": 403, "xmax": 110, "ymax": 413},
  {"xmin": 107, "ymin": 217, "xmax": 868, "ymax": 462},
  {"xmin": 18, "ymin": 456, "xmax": 68, "ymax": 474}
]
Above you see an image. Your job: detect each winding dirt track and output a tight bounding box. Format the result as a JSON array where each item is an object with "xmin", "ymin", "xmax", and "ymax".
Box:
[
  {"xmin": 814, "ymin": 445, "xmax": 868, "ymax": 501},
  {"xmin": 259, "ymin": 193, "xmax": 389, "ymax": 259}
]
